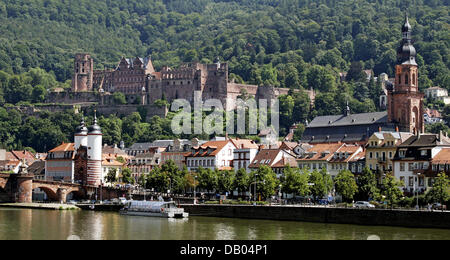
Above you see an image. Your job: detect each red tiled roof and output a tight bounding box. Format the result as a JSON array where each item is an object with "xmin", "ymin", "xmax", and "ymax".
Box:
[
  {"xmin": 432, "ymin": 149, "xmax": 450, "ymax": 164},
  {"xmin": 297, "ymin": 143, "xmax": 343, "ymax": 162},
  {"xmin": 230, "ymin": 139, "xmax": 259, "ymax": 149},
  {"xmin": 6, "ymin": 152, "xmax": 17, "ymax": 161},
  {"xmin": 249, "ymin": 149, "xmax": 281, "ymax": 168},
  {"xmin": 49, "ymin": 143, "xmax": 75, "ymax": 153},
  {"xmin": 11, "ymin": 150, "xmax": 36, "ymax": 162},
  {"xmin": 280, "ymin": 141, "xmax": 298, "ymax": 151},
  {"xmin": 272, "ymin": 156, "xmax": 298, "ymax": 168},
  {"xmin": 187, "ymin": 140, "xmax": 235, "ymax": 157},
  {"xmin": 329, "ymin": 145, "xmax": 362, "ymax": 163}
]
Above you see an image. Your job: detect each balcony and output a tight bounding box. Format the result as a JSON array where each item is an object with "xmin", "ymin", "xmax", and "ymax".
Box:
[{"xmin": 377, "ymin": 158, "xmax": 387, "ymax": 164}]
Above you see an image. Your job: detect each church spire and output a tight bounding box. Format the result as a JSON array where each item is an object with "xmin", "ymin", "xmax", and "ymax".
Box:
[{"xmin": 397, "ymin": 13, "xmax": 417, "ymax": 65}]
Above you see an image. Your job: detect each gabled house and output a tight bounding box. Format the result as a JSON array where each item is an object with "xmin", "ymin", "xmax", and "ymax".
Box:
[
  {"xmin": 185, "ymin": 139, "xmax": 237, "ymax": 171},
  {"xmin": 248, "ymin": 148, "xmax": 297, "ymax": 176},
  {"xmin": 393, "ymin": 132, "xmax": 450, "ymax": 195}
]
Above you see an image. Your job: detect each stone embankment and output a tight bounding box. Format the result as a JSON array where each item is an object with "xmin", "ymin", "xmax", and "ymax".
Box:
[{"xmin": 182, "ymin": 204, "xmax": 450, "ymax": 229}]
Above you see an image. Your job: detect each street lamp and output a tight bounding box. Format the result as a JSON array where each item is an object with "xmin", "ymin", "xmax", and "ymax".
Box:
[
  {"xmin": 254, "ymin": 173, "xmax": 259, "ymax": 204},
  {"xmin": 194, "ymin": 175, "xmax": 197, "ymax": 205},
  {"xmin": 416, "ymin": 173, "xmax": 421, "ymax": 210},
  {"xmin": 279, "ymin": 184, "xmax": 282, "ymax": 205}
]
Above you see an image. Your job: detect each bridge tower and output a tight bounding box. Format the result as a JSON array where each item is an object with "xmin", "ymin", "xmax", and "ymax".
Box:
[
  {"xmin": 87, "ymin": 111, "xmax": 103, "ymax": 187},
  {"xmin": 74, "ymin": 116, "xmax": 88, "ymax": 151}
]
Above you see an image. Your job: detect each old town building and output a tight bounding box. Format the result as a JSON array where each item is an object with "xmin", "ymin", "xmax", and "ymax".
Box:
[
  {"xmin": 393, "ymin": 132, "xmax": 450, "ymax": 195},
  {"xmin": 365, "ymin": 131, "xmax": 413, "ymax": 183},
  {"xmin": 185, "ymin": 139, "xmax": 237, "ymax": 172}
]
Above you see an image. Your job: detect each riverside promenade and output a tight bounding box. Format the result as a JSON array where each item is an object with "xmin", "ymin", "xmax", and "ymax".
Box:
[
  {"xmin": 0, "ymin": 203, "xmax": 79, "ymax": 210},
  {"xmin": 182, "ymin": 204, "xmax": 450, "ymax": 229}
]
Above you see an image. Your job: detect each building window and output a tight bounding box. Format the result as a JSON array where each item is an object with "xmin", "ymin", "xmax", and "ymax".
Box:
[{"xmin": 400, "ymin": 163, "xmax": 405, "ymax": 172}]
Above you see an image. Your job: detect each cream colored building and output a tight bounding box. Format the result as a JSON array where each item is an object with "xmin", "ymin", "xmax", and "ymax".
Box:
[{"xmin": 365, "ymin": 131, "xmax": 413, "ymax": 183}]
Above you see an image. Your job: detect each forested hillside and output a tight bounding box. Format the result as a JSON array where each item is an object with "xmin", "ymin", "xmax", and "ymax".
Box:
[
  {"xmin": 0, "ymin": 0, "xmax": 448, "ymax": 88},
  {"xmin": 0, "ymin": 0, "xmax": 449, "ymax": 152}
]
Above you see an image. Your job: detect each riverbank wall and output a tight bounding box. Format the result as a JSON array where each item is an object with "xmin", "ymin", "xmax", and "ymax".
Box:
[
  {"xmin": 0, "ymin": 203, "xmax": 79, "ymax": 211},
  {"xmin": 182, "ymin": 205, "xmax": 450, "ymax": 229}
]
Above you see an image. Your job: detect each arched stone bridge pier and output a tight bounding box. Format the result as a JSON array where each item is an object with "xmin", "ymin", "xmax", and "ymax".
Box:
[{"xmin": 1, "ymin": 173, "xmax": 128, "ymax": 203}]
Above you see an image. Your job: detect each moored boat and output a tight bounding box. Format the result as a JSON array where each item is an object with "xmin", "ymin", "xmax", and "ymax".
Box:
[{"xmin": 120, "ymin": 201, "xmax": 189, "ymax": 218}]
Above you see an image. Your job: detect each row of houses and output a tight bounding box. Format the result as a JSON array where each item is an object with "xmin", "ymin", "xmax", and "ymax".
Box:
[
  {"xmin": 122, "ymin": 130, "xmax": 450, "ymax": 196},
  {"xmin": 2, "ymin": 130, "xmax": 449, "ymax": 198}
]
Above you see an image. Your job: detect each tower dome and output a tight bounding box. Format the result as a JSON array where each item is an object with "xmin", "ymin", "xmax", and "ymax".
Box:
[
  {"xmin": 88, "ymin": 112, "xmax": 102, "ymax": 135},
  {"xmin": 74, "ymin": 116, "xmax": 88, "ymax": 150},
  {"xmin": 397, "ymin": 14, "xmax": 417, "ymax": 65}
]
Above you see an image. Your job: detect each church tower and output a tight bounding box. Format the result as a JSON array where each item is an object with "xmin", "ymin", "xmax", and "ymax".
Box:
[{"xmin": 388, "ymin": 15, "xmax": 424, "ymax": 134}]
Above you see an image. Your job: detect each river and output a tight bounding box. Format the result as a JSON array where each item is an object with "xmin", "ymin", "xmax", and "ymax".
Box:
[{"xmin": 0, "ymin": 208, "xmax": 449, "ymax": 240}]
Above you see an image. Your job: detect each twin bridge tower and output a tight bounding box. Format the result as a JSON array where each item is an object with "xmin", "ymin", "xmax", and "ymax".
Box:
[{"xmin": 74, "ymin": 114, "xmax": 103, "ymax": 187}]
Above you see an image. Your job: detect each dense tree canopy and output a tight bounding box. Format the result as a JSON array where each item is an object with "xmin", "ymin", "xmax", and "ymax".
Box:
[
  {"xmin": 0, "ymin": 0, "xmax": 448, "ymax": 150},
  {"xmin": 0, "ymin": 0, "xmax": 447, "ymax": 88}
]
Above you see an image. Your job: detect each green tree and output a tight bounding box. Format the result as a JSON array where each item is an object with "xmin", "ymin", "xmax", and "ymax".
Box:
[
  {"xmin": 234, "ymin": 168, "xmax": 250, "ymax": 196},
  {"xmin": 196, "ymin": 167, "xmax": 218, "ymax": 193},
  {"xmin": 334, "ymin": 170, "xmax": 358, "ymax": 202},
  {"xmin": 356, "ymin": 167, "xmax": 379, "ymax": 201},
  {"xmin": 112, "ymin": 92, "xmax": 127, "ymax": 105},
  {"xmin": 121, "ymin": 168, "xmax": 135, "ymax": 185},
  {"xmin": 217, "ymin": 170, "xmax": 235, "ymax": 195},
  {"xmin": 426, "ymin": 173, "xmax": 450, "ymax": 205},
  {"xmin": 379, "ymin": 175, "xmax": 404, "ymax": 208},
  {"xmin": 346, "ymin": 61, "xmax": 367, "ymax": 82},
  {"xmin": 250, "ymin": 165, "xmax": 279, "ymax": 201},
  {"xmin": 31, "ymin": 85, "xmax": 47, "ymax": 103},
  {"xmin": 281, "ymin": 167, "xmax": 310, "ymax": 198},
  {"xmin": 105, "ymin": 168, "xmax": 118, "ymax": 184}
]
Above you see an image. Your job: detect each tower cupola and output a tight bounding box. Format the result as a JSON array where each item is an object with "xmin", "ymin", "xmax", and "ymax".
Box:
[
  {"xmin": 88, "ymin": 112, "xmax": 102, "ymax": 135},
  {"xmin": 397, "ymin": 14, "xmax": 417, "ymax": 66},
  {"xmin": 74, "ymin": 116, "xmax": 88, "ymax": 150}
]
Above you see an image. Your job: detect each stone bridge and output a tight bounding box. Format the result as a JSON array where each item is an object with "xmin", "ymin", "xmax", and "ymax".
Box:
[{"xmin": 0, "ymin": 173, "xmax": 128, "ymax": 203}]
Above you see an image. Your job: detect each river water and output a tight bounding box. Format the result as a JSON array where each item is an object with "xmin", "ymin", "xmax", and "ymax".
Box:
[{"xmin": 0, "ymin": 208, "xmax": 449, "ymax": 240}]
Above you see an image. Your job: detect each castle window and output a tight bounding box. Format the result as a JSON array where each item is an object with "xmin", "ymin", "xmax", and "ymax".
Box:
[{"xmin": 405, "ymin": 74, "xmax": 409, "ymax": 85}]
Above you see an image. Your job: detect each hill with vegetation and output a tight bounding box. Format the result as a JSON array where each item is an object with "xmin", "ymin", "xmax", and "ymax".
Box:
[{"xmin": 0, "ymin": 0, "xmax": 449, "ymax": 152}]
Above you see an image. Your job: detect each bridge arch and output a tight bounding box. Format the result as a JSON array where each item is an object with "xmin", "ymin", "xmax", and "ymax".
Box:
[
  {"xmin": 32, "ymin": 186, "xmax": 58, "ymax": 202},
  {"xmin": 0, "ymin": 176, "xmax": 7, "ymax": 190}
]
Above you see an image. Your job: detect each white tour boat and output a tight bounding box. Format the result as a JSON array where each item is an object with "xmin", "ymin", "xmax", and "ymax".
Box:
[{"xmin": 120, "ymin": 201, "xmax": 189, "ymax": 218}]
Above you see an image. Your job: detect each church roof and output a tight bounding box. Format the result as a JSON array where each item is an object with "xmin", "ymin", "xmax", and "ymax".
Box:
[
  {"xmin": 307, "ymin": 111, "xmax": 389, "ymax": 128},
  {"xmin": 302, "ymin": 111, "xmax": 397, "ymax": 143}
]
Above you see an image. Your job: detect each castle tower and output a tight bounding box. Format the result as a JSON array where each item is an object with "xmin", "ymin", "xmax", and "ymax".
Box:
[
  {"xmin": 87, "ymin": 111, "xmax": 103, "ymax": 186},
  {"xmin": 74, "ymin": 116, "xmax": 88, "ymax": 150},
  {"xmin": 72, "ymin": 54, "xmax": 94, "ymax": 92},
  {"xmin": 388, "ymin": 15, "xmax": 424, "ymax": 134}
]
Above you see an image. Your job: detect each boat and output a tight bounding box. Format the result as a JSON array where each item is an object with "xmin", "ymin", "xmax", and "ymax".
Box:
[{"xmin": 120, "ymin": 201, "xmax": 189, "ymax": 218}]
